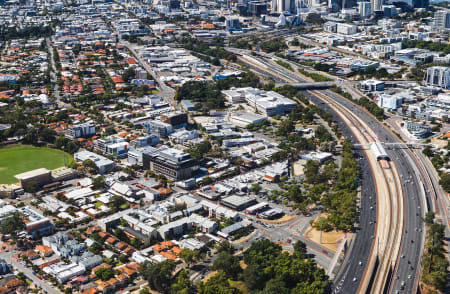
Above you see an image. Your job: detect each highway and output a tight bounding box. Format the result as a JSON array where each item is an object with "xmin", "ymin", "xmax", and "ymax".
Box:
[
  {"xmin": 323, "ymin": 90, "xmax": 425, "ymax": 294},
  {"xmin": 305, "ymin": 93, "xmax": 378, "ymax": 293},
  {"xmin": 234, "ymin": 51, "xmax": 427, "ymax": 294}
]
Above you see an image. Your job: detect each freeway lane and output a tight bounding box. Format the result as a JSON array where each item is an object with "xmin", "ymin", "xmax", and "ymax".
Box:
[
  {"xmin": 233, "ymin": 51, "xmax": 426, "ymax": 294},
  {"xmin": 323, "ymin": 91, "xmax": 425, "ymax": 294},
  {"xmin": 305, "ymin": 93, "xmax": 377, "ymax": 294},
  {"xmin": 235, "ymin": 52, "xmax": 382, "ymax": 293}
]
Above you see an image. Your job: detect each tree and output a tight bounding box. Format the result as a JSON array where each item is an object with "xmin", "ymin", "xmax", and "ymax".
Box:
[
  {"xmin": 92, "ymin": 175, "xmax": 105, "ymax": 189},
  {"xmin": 290, "ymin": 38, "xmax": 300, "ymax": 46},
  {"xmin": 170, "ymin": 269, "xmax": 191, "ymax": 294},
  {"xmin": 314, "ymin": 125, "xmax": 332, "ymax": 143},
  {"xmin": 23, "ymin": 181, "xmax": 39, "ymax": 193},
  {"xmin": 439, "ymin": 173, "xmax": 450, "ymax": 193},
  {"xmin": 424, "ymin": 211, "xmax": 435, "ymax": 225},
  {"xmin": 250, "ymin": 183, "xmax": 262, "ymax": 194},
  {"xmin": 241, "ymin": 239, "xmax": 331, "ymax": 292},
  {"xmin": 130, "ymin": 237, "xmax": 141, "ymax": 249},
  {"xmin": 261, "ymin": 279, "xmax": 289, "ymax": 294},
  {"xmin": 95, "ymin": 268, "xmax": 115, "ymax": 281},
  {"xmin": 304, "ymin": 160, "xmax": 321, "ymax": 184},
  {"xmin": 66, "ymin": 141, "xmax": 79, "ymax": 154},
  {"xmin": 179, "ymin": 248, "xmax": 200, "ymax": 266},
  {"xmin": 83, "ymin": 159, "xmax": 97, "ymax": 170},
  {"xmin": 211, "ymin": 252, "xmax": 242, "ymax": 279},
  {"xmin": 114, "ymin": 228, "xmax": 129, "ymax": 243},
  {"xmin": 293, "ymin": 240, "xmax": 307, "ymax": 257},
  {"xmin": 186, "ymin": 141, "xmax": 212, "ymax": 159},
  {"xmin": 0, "ymin": 213, "xmax": 25, "ymax": 239},
  {"xmin": 216, "ymin": 241, "xmax": 235, "ymax": 254},
  {"xmin": 277, "ymin": 119, "xmax": 294, "ymax": 136},
  {"xmin": 140, "ymin": 260, "xmax": 176, "ymax": 293},
  {"xmin": 110, "ymin": 195, "xmax": 127, "ymax": 211},
  {"xmin": 198, "ymin": 271, "xmax": 237, "ymax": 294}
]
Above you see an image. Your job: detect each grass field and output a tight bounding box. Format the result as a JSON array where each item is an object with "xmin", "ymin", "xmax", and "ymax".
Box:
[{"xmin": 0, "ymin": 145, "xmax": 72, "ymax": 184}]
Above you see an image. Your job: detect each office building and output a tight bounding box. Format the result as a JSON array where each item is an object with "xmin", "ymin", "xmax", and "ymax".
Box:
[
  {"xmin": 371, "ymin": 0, "xmax": 382, "ymax": 12},
  {"xmin": 94, "ymin": 135, "xmax": 126, "ymax": 153},
  {"xmin": 382, "ymin": 5, "xmax": 397, "ymax": 17},
  {"xmin": 220, "ymin": 195, "xmax": 257, "ymax": 211},
  {"xmin": 273, "ymin": 0, "xmax": 296, "ymax": 14},
  {"xmin": 143, "ymin": 147, "xmax": 199, "ymax": 180},
  {"xmin": 360, "ymin": 80, "xmax": 385, "ymax": 92},
  {"xmin": 359, "ymin": 1, "xmax": 371, "ymax": 18},
  {"xmin": 145, "ymin": 120, "xmax": 173, "ymax": 137},
  {"xmin": 132, "ymin": 134, "xmax": 160, "ymax": 148},
  {"xmin": 223, "ymin": 87, "xmax": 296, "ymax": 117},
  {"xmin": 248, "ymin": 1, "xmax": 268, "ymax": 16},
  {"xmin": 328, "ymin": 0, "xmax": 356, "ymax": 11},
  {"xmin": 42, "ymin": 262, "xmax": 85, "ymax": 283},
  {"xmin": 376, "ymin": 94, "xmax": 403, "ymax": 110},
  {"xmin": 433, "ymin": 11, "xmax": 450, "ymax": 31},
  {"xmin": 337, "ymin": 23, "xmax": 357, "ymax": 35},
  {"xmin": 225, "ymin": 18, "xmax": 241, "ymax": 31},
  {"xmin": 426, "ymin": 66, "xmax": 450, "ymax": 89},
  {"xmin": 405, "ymin": 121, "xmax": 430, "ymax": 139},
  {"xmin": 160, "ymin": 112, "xmax": 188, "ymax": 127},
  {"xmin": 228, "ymin": 112, "xmax": 267, "ymax": 128},
  {"xmin": 412, "ymin": 0, "xmax": 428, "ymax": 8},
  {"xmin": 324, "ymin": 21, "xmax": 337, "ymax": 33}
]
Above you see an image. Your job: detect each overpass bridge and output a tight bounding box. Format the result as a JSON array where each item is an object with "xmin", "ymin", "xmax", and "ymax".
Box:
[{"xmin": 276, "ymin": 81, "xmax": 336, "ymax": 89}]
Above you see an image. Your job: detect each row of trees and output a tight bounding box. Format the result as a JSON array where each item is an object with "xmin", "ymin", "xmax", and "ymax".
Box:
[
  {"xmin": 0, "ymin": 25, "xmax": 53, "ymax": 41},
  {"xmin": 421, "ymin": 212, "xmax": 449, "ymax": 291},
  {"xmin": 314, "ymin": 140, "xmax": 359, "ymax": 232},
  {"xmin": 179, "ymin": 36, "xmax": 237, "ymax": 65},
  {"xmin": 402, "ymin": 40, "xmax": 450, "ymax": 55},
  {"xmin": 260, "ymin": 37, "xmax": 288, "ymax": 53},
  {"xmin": 422, "ymin": 145, "xmax": 450, "ymax": 193},
  {"xmin": 297, "ymin": 68, "xmax": 332, "ymax": 82},
  {"xmin": 330, "ymin": 86, "xmax": 384, "ymax": 121}
]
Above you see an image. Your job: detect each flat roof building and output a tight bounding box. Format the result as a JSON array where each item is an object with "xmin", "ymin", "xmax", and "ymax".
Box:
[
  {"xmin": 74, "ymin": 150, "xmax": 115, "ymax": 174},
  {"xmin": 220, "ymin": 195, "xmax": 257, "ymax": 211},
  {"xmin": 14, "ymin": 168, "xmax": 52, "ymax": 188},
  {"xmin": 228, "ymin": 112, "xmax": 267, "ymax": 128},
  {"xmin": 143, "ymin": 147, "xmax": 199, "ymax": 180}
]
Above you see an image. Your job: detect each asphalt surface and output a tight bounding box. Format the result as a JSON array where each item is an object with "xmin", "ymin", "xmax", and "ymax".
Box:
[
  {"xmin": 305, "ymin": 92, "xmax": 377, "ymax": 293},
  {"xmin": 235, "ymin": 52, "xmax": 426, "ymax": 294},
  {"xmin": 322, "ymin": 91, "xmax": 425, "ymax": 294},
  {"xmin": 4, "ymin": 254, "xmax": 59, "ymax": 294}
]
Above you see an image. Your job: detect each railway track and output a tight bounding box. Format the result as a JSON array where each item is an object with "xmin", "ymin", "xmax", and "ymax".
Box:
[{"xmin": 311, "ymin": 90, "xmax": 404, "ymax": 294}]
